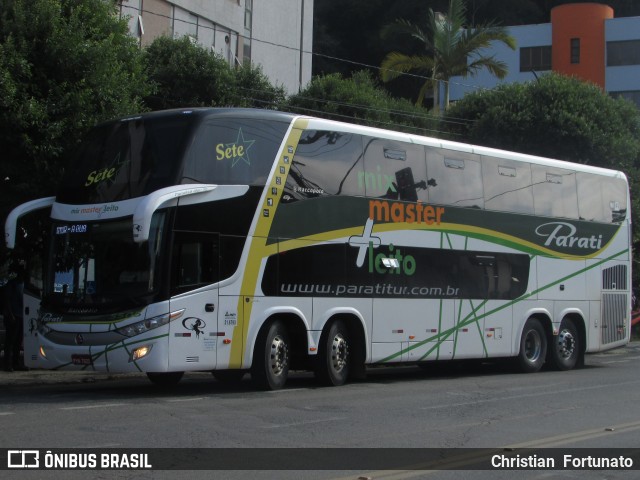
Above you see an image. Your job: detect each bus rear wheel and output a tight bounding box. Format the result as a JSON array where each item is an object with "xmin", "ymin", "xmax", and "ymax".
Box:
[
  {"xmin": 316, "ymin": 320, "xmax": 351, "ymax": 386},
  {"xmin": 147, "ymin": 371, "xmax": 184, "ymax": 386},
  {"xmin": 252, "ymin": 320, "xmax": 290, "ymax": 390},
  {"xmin": 547, "ymin": 319, "xmax": 580, "ymax": 371},
  {"xmin": 516, "ymin": 318, "xmax": 547, "ymax": 373}
]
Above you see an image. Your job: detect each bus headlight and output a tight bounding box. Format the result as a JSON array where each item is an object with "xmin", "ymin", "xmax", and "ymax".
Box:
[
  {"xmin": 130, "ymin": 345, "xmax": 152, "ymax": 362},
  {"xmin": 116, "ymin": 309, "xmax": 185, "ymax": 337}
]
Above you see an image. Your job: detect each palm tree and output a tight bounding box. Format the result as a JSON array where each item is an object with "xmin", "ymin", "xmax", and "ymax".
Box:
[{"xmin": 380, "ymin": 0, "xmax": 516, "ymax": 112}]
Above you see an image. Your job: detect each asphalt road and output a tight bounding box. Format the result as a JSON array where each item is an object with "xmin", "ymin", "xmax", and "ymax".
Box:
[{"xmin": 1, "ymin": 343, "xmax": 639, "ymax": 480}]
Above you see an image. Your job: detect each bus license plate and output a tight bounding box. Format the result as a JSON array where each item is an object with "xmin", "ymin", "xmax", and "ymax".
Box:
[{"xmin": 71, "ymin": 354, "xmax": 92, "ymax": 366}]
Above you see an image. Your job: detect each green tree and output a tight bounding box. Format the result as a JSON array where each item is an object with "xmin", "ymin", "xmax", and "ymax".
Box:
[
  {"xmin": 143, "ymin": 36, "xmax": 234, "ymax": 110},
  {"xmin": 380, "ymin": 0, "xmax": 516, "ymax": 111},
  {"xmin": 443, "ymin": 72, "xmax": 640, "ymax": 286},
  {"xmin": 231, "ymin": 63, "xmax": 286, "ymax": 109},
  {"xmin": 444, "ymin": 73, "xmax": 640, "ymax": 170},
  {"xmin": 285, "ymin": 70, "xmax": 439, "ymax": 135},
  {"xmin": 0, "ymin": 0, "xmax": 150, "ymax": 217}
]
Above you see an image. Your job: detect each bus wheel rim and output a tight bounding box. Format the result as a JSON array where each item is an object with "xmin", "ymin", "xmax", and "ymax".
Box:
[
  {"xmin": 331, "ymin": 334, "xmax": 349, "ymax": 372},
  {"xmin": 557, "ymin": 330, "xmax": 575, "ymax": 359},
  {"xmin": 524, "ymin": 330, "xmax": 542, "ymax": 363},
  {"xmin": 269, "ymin": 335, "xmax": 288, "ymax": 376}
]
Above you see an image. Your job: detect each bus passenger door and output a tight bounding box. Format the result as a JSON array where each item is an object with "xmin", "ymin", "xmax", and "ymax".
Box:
[
  {"xmin": 11, "ymin": 206, "xmax": 51, "ymax": 369},
  {"xmin": 23, "ymin": 290, "xmax": 42, "ymax": 367},
  {"xmin": 167, "ymin": 232, "xmax": 219, "ymax": 371}
]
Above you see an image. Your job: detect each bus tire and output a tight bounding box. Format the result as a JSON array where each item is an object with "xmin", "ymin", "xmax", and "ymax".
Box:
[
  {"xmin": 146, "ymin": 371, "xmax": 183, "ymax": 386},
  {"xmin": 251, "ymin": 320, "xmax": 290, "ymax": 390},
  {"xmin": 547, "ymin": 319, "xmax": 580, "ymax": 371},
  {"xmin": 516, "ymin": 318, "xmax": 547, "ymax": 373},
  {"xmin": 212, "ymin": 370, "xmax": 245, "ymax": 385},
  {"xmin": 316, "ymin": 320, "xmax": 350, "ymax": 386}
]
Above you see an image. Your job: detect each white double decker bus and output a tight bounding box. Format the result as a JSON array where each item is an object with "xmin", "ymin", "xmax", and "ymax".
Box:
[{"xmin": 5, "ymin": 108, "xmax": 632, "ymax": 389}]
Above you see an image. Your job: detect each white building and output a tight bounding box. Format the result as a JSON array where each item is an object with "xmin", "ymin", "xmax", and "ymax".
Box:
[{"xmin": 116, "ymin": 0, "xmax": 313, "ymax": 93}]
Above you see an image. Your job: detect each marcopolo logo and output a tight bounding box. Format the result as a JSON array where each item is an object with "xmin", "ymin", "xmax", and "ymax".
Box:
[{"xmin": 535, "ymin": 222, "xmax": 603, "ymax": 250}]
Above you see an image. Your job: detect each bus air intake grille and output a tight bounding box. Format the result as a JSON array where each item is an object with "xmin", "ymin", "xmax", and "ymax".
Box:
[
  {"xmin": 602, "ymin": 264, "xmax": 627, "ymax": 290},
  {"xmin": 601, "ymin": 293, "xmax": 627, "ymax": 345}
]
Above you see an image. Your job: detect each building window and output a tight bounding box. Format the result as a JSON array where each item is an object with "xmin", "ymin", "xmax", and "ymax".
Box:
[
  {"xmin": 244, "ymin": 0, "xmax": 253, "ymax": 30},
  {"xmin": 243, "ymin": 0, "xmax": 253, "ymax": 64},
  {"xmin": 198, "ymin": 18, "xmax": 214, "ymax": 49},
  {"xmin": 520, "ymin": 46, "xmax": 552, "ymax": 72},
  {"xmin": 607, "ymin": 40, "xmax": 640, "ymax": 66},
  {"xmin": 570, "ymin": 38, "xmax": 580, "ymax": 64},
  {"xmin": 173, "ymin": 6, "xmax": 198, "ymax": 41}
]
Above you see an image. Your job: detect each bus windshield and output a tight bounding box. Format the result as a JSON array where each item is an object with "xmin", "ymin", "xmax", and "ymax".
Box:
[
  {"xmin": 56, "ymin": 114, "xmax": 196, "ymax": 204},
  {"xmin": 44, "ymin": 213, "xmax": 166, "ymax": 313},
  {"xmin": 56, "ymin": 110, "xmax": 292, "ymax": 205}
]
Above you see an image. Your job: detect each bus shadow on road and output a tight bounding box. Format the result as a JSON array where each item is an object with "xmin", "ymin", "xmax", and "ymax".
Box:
[{"xmin": 0, "ymin": 355, "xmax": 611, "ymax": 404}]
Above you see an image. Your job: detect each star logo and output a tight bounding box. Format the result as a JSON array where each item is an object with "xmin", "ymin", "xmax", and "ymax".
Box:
[{"xmin": 225, "ymin": 128, "xmax": 255, "ymax": 167}]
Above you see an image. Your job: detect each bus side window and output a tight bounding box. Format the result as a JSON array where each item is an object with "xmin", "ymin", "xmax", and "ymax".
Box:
[
  {"xmin": 363, "ymin": 139, "xmax": 428, "ymax": 202},
  {"xmin": 284, "ymin": 130, "xmax": 364, "ymax": 201},
  {"xmin": 577, "ymin": 173, "xmax": 628, "ymax": 223},
  {"xmin": 531, "ymin": 165, "xmax": 579, "ymax": 219},
  {"xmin": 482, "ymin": 155, "xmax": 534, "ymax": 214},
  {"xmin": 171, "ymin": 233, "xmax": 219, "ymax": 294},
  {"xmin": 426, "ymin": 149, "xmax": 483, "ymax": 209}
]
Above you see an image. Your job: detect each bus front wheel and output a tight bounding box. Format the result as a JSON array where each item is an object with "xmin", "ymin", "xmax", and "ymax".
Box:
[
  {"xmin": 547, "ymin": 319, "xmax": 580, "ymax": 371},
  {"xmin": 252, "ymin": 320, "xmax": 290, "ymax": 390},
  {"xmin": 516, "ymin": 318, "xmax": 547, "ymax": 373},
  {"xmin": 315, "ymin": 320, "xmax": 351, "ymax": 386}
]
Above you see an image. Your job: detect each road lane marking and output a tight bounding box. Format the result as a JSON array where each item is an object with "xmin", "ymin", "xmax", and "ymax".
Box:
[
  {"xmin": 260, "ymin": 416, "xmax": 347, "ymax": 429},
  {"xmin": 266, "ymin": 388, "xmax": 309, "ymax": 394},
  {"xmin": 328, "ymin": 420, "xmax": 640, "ymax": 480},
  {"xmin": 165, "ymin": 397, "xmax": 205, "ymax": 403},
  {"xmin": 507, "ymin": 419, "xmax": 640, "ymax": 448},
  {"xmin": 420, "ymin": 380, "xmax": 640, "ymax": 410},
  {"xmin": 60, "ymin": 403, "xmax": 128, "ymax": 410},
  {"xmin": 329, "ymin": 449, "xmax": 506, "ymax": 480}
]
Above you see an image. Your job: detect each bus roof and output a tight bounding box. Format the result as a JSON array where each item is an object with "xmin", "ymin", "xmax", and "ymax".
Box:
[
  {"xmin": 103, "ymin": 108, "xmax": 626, "ymax": 181},
  {"xmin": 296, "ymin": 115, "xmax": 628, "ymax": 181},
  {"xmin": 107, "ymin": 107, "xmax": 298, "ymax": 125}
]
